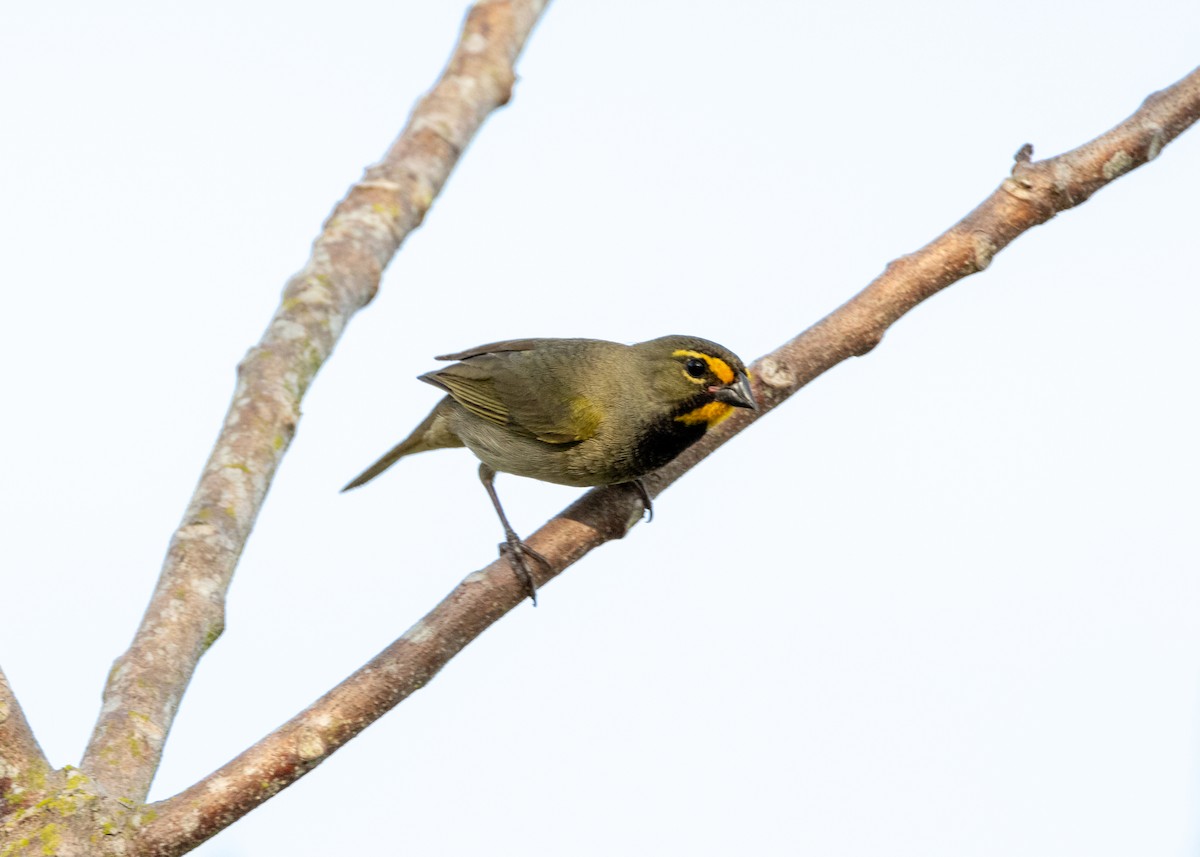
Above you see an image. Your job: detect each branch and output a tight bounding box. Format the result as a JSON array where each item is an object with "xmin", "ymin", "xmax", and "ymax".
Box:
[
  {"xmin": 134, "ymin": 65, "xmax": 1200, "ymax": 857},
  {"xmin": 0, "ymin": 666, "xmax": 50, "ymax": 818},
  {"xmin": 659, "ymin": 65, "xmax": 1200, "ymax": 478},
  {"xmin": 79, "ymin": 0, "xmax": 551, "ymax": 802}
]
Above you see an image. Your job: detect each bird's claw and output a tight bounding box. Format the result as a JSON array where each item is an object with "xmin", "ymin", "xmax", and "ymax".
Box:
[
  {"xmin": 630, "ymin": 480, "xmax": 654, "ymax": 523},
  {"xmin": 498, "ymin": 537, "xmax": 549, "ymax": 606}
]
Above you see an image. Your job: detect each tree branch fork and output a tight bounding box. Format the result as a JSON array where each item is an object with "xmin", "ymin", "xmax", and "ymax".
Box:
[{"xmin": 1, "ymin": 17, "xmax": 1195, "ymax": 857}]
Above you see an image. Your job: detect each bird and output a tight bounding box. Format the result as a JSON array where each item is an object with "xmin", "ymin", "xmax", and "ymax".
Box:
[{"xmin": 342, "ymin": 335, "xmax": 757, "ymax": 604}]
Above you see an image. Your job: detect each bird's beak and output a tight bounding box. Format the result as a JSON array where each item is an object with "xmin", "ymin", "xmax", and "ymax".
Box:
[{"xmin": 714, "ymin": 371, "xmax": 757, "ymax": 410}]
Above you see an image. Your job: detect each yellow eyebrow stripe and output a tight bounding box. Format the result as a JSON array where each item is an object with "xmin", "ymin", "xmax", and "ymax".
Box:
[{"xmin": 671, "ymin": 349, "xmax": 735, "ymax": 384}]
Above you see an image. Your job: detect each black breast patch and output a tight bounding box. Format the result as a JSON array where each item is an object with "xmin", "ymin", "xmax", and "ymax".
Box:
[{"xmin": 629, "ymin": 414, "xmax": 708, "ymax": 475}]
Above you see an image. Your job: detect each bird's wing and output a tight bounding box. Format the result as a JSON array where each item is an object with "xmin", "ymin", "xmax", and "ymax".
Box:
[
  {"xmin": 421, "ymin": 347, "xmax": 603, "ymax": 444},
  {"xmin": 420, "ymin": 360, "xmax": 511, "ymax": 427}
]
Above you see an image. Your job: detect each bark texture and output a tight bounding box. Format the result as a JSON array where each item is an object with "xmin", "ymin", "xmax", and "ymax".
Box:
[
  {"xmin": 0, "ymin": 668, "xmax": 50, "ymax": 822},
  {"xmin": 129, "ymin": 65, "xmax": 1200, "ymax": 857}
]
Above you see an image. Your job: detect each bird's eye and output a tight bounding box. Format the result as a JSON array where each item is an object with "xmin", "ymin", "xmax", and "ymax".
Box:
[{"xmin": 685, "ymin": 357, "xmax": 707, "ymax": 378}]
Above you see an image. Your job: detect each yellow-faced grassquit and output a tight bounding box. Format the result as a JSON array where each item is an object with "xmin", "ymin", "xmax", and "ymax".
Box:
[{"xmin": 343, "ymin": 335, "xmax": 756, "ymax": 603}]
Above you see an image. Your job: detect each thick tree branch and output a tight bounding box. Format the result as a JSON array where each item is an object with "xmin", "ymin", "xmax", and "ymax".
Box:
[
  {"xmin": 0, "ymin": 667, "xmax": 50, "ymax": 818},
  {"xmin": 79, "ymin": 0, "xmax": 550, "ymax": 802},
  {"xmin": 134, "ymin": 65, "xmax": 1200, "ymax": 857}
]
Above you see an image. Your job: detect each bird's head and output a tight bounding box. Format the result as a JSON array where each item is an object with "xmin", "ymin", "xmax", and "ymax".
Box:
[{"xmin": 635, "ymin": 335, "xmax": 757, "ymax": 429}]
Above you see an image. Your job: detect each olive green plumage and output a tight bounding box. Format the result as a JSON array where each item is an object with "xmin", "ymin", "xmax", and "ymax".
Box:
[{"xmin": 343, "ymin": 335, "xmax": 756, "ymax": 603}]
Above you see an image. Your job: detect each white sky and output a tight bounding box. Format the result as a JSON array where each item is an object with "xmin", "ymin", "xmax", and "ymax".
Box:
[{"xmin": 2, "ymin": 2, "xmax": 1199, "ymax": 855}]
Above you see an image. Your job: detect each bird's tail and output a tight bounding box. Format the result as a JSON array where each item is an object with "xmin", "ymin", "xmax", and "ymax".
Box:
[{"xmin": 341, "ymin": 397, "xmax": 463, "ymax": 491}]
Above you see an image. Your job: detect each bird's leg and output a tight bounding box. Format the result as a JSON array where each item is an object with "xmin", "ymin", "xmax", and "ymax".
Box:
[
  {"xmin": 478, "ymin": 463, "xmax": 546, "ymax": 606},
  {"xmin": 630, "ymin": 479, "xmax": 654, "ymax": 523}
]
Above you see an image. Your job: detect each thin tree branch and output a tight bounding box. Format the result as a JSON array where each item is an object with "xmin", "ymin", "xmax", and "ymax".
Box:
[
  {"xmin": 134, "ymin": 65, "xmax": 1200, "ymax": 857},
  {"xmin": 0, "ymin": 666, "xmax": 50, "ymax": 818},
  {"xmin": 79, "ymin": 0, "xmax": 551, "ymax": 802}
]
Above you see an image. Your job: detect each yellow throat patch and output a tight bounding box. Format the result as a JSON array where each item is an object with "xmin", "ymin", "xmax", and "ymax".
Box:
[{"xmin": 675, "ymin": 400, "xmax": 734, "ymax": 428}]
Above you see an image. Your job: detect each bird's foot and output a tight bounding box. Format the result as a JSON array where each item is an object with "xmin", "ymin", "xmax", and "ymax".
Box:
[
  {"xmin": 630, "ymin": 480, "xmax": 654, "ymax": 523},
  {"xmin": 498, "ymin": 536, "xmax": 549, "ymax": 606}
]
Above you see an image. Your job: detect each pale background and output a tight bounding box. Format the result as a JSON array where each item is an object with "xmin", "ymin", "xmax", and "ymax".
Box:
[{"xmin": 2, "ymin": 2, "xmax": 1199, "ymax": 855}]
